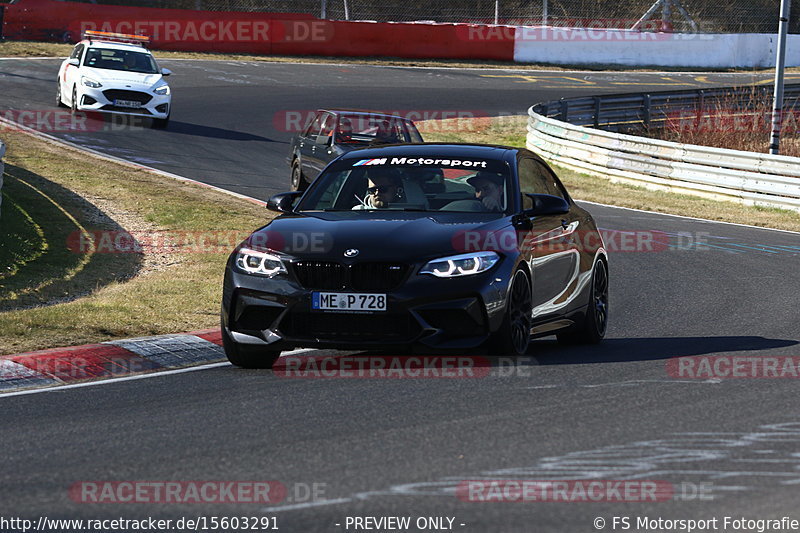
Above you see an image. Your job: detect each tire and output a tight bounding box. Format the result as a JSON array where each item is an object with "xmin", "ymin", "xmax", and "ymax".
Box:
[
  {"xmin": 70, "ymin": 86, "xmax": 78, "ymax": 113},
  {"xmin": 557, "ymin": 259, "xmax": 608, "ymax": 345},
  {"xmin": 152, "ymin": 115, "xmax": 170, "ymax": 129},
  {"xmin": 489, "ymin": 269, "xmax": 532, "ymax": 356},
  {"xmin": 290, "ymin": 160, "xmax": 309, "ymax": 192},
  {"xmin": 56, "ymin": 81, "xmax": 67, "ymax": 108},
  {"xmin": 222, "ymin": 326, "xmax": 282, "ymax": 369}
]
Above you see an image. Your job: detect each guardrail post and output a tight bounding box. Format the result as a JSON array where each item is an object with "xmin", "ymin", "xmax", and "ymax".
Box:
[
  {"xmin": 560, "ymin": 99, "xmax": 569, "ymax": 121},
  {"xmin": 594, "ymin": 96, "xmax": 601, "ymax": 128},
  {"xmin": 643, "ymin": 94, "xmax": 652, "ymax": 131},
  {"xmin": 696, "ymin": 89, "xmax": 704, "ymax": 126},
  {"xmin": 0, "ymin": 141, "xmax": 5, "ymax": 219}
]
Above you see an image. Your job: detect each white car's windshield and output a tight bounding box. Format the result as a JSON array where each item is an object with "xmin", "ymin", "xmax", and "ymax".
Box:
[{"xmin": 84, "ymin": 48, "xmax": 159, "ymax": 74}]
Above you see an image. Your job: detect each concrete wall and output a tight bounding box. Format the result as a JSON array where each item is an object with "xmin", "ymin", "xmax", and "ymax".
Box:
[{"xmin": 513, "ymin": 28, "xmax": 800, "ymax": 68}]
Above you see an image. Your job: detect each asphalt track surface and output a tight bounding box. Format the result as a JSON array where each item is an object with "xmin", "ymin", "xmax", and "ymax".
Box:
[{"xmin": 1, "ymin": 59, "xmax": 800, "ymax": 532}]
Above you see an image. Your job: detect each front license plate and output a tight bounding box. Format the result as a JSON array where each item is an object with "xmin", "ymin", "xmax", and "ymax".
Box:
[
  {"xmin": 312, "ymin": 292, "xmax": 387, "ymax": 312},
  {"xmin": 114, "ymin": 99, "xmax": 142, "ymax": 108}
]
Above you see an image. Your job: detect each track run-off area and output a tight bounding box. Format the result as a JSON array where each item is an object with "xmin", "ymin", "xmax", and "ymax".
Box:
[{"xmin": 1, "ymin": 58, "xmax": 800, "ymax": 532}]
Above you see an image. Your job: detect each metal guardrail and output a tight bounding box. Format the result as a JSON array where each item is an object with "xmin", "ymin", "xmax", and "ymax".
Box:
[
  {"xmin": 527, "ymin": 101, "xmax": 800, "ymax": 212},
  {"xmin": 532, "ymin": 84, "xmax": 800, "ymax": 133}
]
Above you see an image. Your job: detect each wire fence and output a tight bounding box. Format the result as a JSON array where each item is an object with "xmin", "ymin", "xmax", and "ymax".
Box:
[{"xmin": 62, "ymin": 0, "xmax": 800, "ymax": 34}]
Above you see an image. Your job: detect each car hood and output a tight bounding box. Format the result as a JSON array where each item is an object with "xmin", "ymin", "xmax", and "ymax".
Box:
[
  {"xmin": 244, "ymin": 212, "xmax": 515, "ymax": 262},
  {"xmin": 82, "ymin": 67, "xmax": 163, "ymax": 89}
]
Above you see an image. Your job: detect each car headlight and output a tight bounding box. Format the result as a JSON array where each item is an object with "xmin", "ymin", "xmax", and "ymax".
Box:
[
  {"xmin": 81, "ymin": 76, "xmax": 102, "ymax": 88},
  {"xmin": 420, "ymin": 252, "xmax": 499, "ymax": 278},
  {"xmin": 153, "ymin": 85, "xmax": 170, "ymax": 95},
  {"xmin": 234, "ymin": 248, "xmax": 287, "ymax": 277}
]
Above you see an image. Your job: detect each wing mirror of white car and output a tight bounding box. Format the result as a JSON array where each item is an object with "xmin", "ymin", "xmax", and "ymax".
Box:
[
  {"xmin": 161, "ymin": 68, "xmax": 172, "ymax": 76},
  {"xmin": 68, "ymin": 58, "xmax": 80, "ymax": 66}
]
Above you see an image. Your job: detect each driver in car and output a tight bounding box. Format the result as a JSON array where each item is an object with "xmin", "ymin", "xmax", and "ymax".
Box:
[
  {"xmin": 354, "ymin": 170, "xmax": 404, "ymax": 209},
  {"xmin": 122, "ymin": 53, "xmax": 139, "ymax": 70},
  {"xmin": 468, "ymin": 171, "xmax": 504, "ymax": 211}
]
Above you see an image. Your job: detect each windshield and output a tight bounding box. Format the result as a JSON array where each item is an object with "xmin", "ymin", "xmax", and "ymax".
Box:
[
  {"xmin": 297, "ymin": 155, "xmax": 512, "ymax": 213},
  {"xmin": 83, "ymin": 48, "xmax": 159, "ymax": 74}
]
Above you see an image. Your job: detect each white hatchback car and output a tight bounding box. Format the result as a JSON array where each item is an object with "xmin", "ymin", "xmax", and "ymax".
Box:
[{"xmin": 57, "ymin": 31, "xmax": 172, "ymax": 128}]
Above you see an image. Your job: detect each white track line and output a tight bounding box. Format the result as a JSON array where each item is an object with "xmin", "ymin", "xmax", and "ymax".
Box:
[
  {"xmin": 578, "ymin": 200, "xmax": 800, "ymax": 236},
  {"xmin": 0, "ymin": 349, "xmax": 315, "ymax": 399},
  {"xmin": 262, "ymin": 497, "xmax": 353, "ymax": 513}
]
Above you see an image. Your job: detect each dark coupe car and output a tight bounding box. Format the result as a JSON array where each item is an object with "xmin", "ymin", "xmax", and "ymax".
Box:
[
  {"xmin": 288, "ymin": 109, "xmax": 424, "ymax": 191},
  {"xmin": 223, "ymin": 144, "xmax": 608, "ymax": 368}
]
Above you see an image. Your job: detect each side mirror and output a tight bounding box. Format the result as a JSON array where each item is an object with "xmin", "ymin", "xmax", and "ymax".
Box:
[
  {"xmin": 523, "ymin": 193, "xmax": 570, "ymax": 217},
  {"xmin": 68, "ymin": 58, "xmax": 80, "ymax": 66},
  {"xmin": 315, "ymin": 134, "xmax": 332, "ymax": 146},
  {"xmin": 267, "ymin": 191, "xmax": 302, "ymax": 213},
  {"xmin": 161, "ymin": 68, "xmax": 172, "ymax": 76}
]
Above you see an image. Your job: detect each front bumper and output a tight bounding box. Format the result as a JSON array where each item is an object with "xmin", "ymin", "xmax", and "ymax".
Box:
[
  {"xmin": 76, "ymin": 86, "xmax": 170, "ymax": 119},
  {"xmin": 221, "ymin": 258, "xmax": 515, "ymax": 351}
]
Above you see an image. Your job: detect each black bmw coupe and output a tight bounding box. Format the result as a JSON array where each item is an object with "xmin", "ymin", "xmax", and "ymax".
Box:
[{"xmin": 222, "ymin": 144, "xmax": 608, "ymax": 368}]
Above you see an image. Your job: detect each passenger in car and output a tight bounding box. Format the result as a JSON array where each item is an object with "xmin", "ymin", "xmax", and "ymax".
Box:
[
  {"xmin": 337, "ymin": 117, "xmax": 354, "ymax": 143},
  {"xmin": 374, "ymin": 119, "xmax": 401, "ymax": 143}
]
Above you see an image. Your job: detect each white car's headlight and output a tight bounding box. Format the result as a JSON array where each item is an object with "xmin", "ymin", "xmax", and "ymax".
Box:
[
  {"xmin": 153, "ymin": 85, "xmax": 170, "ymax": 95},
  {"xmin": 234, "ymin": 248, "xmax": 287, "ymax": 277},
  {"xmin": 420, "ymin": 252, "xmax": 500, "ymax": 278},
  {"xmin": 81, "ymin": 76, "xmax": 102, "ymax": 88}
]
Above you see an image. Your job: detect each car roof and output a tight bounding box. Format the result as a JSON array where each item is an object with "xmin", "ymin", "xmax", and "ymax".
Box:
[
  {"xmin": 337, "ymin": 143, "xmax": 521, "ymax": 161},
  {"xmin": 79, "ymin": 40, "xmax": 153, "ymax": 54},
  {"xmin": 317, "ymin": 109, "xmax": 413, "ymax": 121}
]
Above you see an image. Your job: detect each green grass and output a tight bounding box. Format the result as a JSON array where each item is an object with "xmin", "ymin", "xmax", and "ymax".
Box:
[
  {"xmin": 0, "ymin": 179, "xmax": 47, "ymax": 283},
  {"xmin": 0, "ymin": 128, "xmax": 269, "ymax": 355},
  {"xmin": 0, "ymin": 165, "xmax": 110, "ymax": 306}
]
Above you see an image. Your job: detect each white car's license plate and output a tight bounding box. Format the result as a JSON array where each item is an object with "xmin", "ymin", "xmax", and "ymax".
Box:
[
  {"xmin": 312, "ymin": 292, "xmax": 386, "ymax": 312},
  {"xmin": 114, "ymin": 99, "xmax": 142, "ymax": 108}
]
